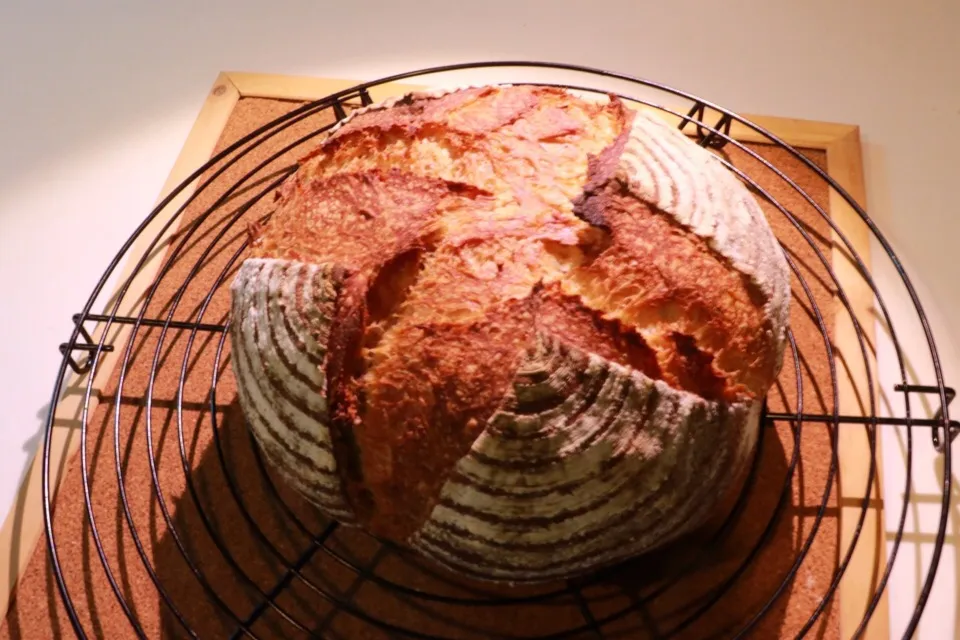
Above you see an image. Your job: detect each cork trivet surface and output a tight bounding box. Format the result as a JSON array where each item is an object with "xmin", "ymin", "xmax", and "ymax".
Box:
[{"xmin": 1, "ymin": 97, "xmax": 842, "ymax": 639}]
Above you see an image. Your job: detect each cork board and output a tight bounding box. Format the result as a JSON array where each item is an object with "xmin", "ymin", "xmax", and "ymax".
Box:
[{"xmin": 0, "ymin": 73, "xmax": 886, "ymax": 639}]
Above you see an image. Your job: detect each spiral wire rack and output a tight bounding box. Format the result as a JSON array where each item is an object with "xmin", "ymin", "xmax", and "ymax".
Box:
[{"xmin": 42, "ymin": 62, "xmax": 956, "ymax": 639}]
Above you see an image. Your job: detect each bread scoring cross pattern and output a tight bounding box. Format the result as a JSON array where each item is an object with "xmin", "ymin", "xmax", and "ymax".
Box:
[{"xmin": 229, "ymin": 85, "xmax": 790, "ymax": 583}]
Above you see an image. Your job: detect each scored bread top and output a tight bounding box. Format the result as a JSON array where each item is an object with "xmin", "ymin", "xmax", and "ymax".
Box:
[{"xmin": 245, "ymin": 85, "xmax": 790, "ymax": 542}]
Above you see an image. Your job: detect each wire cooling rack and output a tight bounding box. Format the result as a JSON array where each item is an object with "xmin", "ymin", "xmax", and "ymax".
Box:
[{"xmin": 44, "ymin": 62, "xmax": 956, "ymax": 639}]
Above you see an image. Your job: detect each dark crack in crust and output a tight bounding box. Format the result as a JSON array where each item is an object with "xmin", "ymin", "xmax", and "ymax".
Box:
[
  {"xmin": 563, "ymin": 181, "xmax": 775, "ymax": 402},
  {"xmin": 571, "ymin": 96, "xmax": 635, "ymax": 231},
  {"xmin": 535, "ymin": 283, "xmax": 662, "ymax": 381}
]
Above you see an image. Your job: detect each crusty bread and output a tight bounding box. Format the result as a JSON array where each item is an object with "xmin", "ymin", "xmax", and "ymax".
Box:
[{"xmin": 229, "ymin": 85, "xmax": 791, "ymax": 582}]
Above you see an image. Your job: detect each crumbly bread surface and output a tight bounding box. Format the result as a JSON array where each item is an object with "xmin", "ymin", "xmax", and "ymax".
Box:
[{"xmin": 232, "ymin": 85, "xmax": 790, "ymax": 580}]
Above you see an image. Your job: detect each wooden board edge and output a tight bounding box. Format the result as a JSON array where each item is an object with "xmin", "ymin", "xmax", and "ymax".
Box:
[
  {"xmin": 0, "ymin": 72, "xmax": 241, "ymax": 621},
  {"xmin": 824, "ymin": 126, "xmax": 890, "ymax": 640},
  {"xmin": 225, "ymin": 71, "xmax": 424, "ymax": 105},
  {"xmin": 0, "ymin": 70, "xmax": 885, "ymax": 638}
]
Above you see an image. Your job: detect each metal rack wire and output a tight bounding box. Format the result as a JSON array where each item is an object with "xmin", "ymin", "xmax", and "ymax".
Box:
[{"xmin": 43, "ymin": 62, "xmax": 956, "ymax": 639}]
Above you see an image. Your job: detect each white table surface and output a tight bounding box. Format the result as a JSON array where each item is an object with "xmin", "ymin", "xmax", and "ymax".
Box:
[{"xmin": 1, "ymin": 1, "xmax": 958, "ymax": 637}]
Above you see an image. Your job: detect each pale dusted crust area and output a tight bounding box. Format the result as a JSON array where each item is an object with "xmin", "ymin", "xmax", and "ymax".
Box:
[
  {"xmin": 616, "ymin": 113, "xmax": 791, "ymax": 376},
  {"xmin": 409, "ymin": 333, "xmax": 758, "ymax": 582},
  {"xmin": 232, "ymin": 85, "xmax": 791, "ymax": 580},
  {"xmin": 229, "ymin": 258, "xmax": 355, "ymax": 522}
]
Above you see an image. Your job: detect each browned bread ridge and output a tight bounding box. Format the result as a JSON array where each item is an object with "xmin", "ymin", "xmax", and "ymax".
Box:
[{"xmin": 229, "ymin": 84, "xmax": 791, "ymax": 582}]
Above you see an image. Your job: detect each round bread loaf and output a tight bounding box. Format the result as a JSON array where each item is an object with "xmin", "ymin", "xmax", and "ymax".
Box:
[{"xmin": 229, "ymin": 84, "xmax": 791, "ymax": 583}]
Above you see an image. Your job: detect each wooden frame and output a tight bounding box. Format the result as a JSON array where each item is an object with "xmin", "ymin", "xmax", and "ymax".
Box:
[{"xmin": 0, "ymin": 71, "xmax": 885, "ymax": 639}]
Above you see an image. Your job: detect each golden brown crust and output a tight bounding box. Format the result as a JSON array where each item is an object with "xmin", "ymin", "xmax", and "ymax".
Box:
[
  {"xmin": 250, "ymin": 168, "xmax": 473, "ymax": 270},
  {"xmin": 535, "ymin": 283, "xmax": 662, "ymax": 381},
  {"xmin": 326, "ymin": 86, "xmax": 542, "ymax": 142},
  {"xmin": 561, "ymin": 184, "xmax": 774, "ymax": 401},
  {"xmin": 246, "ymin": 85, "xmax": 782, "ymax": 545},
  {"xmin": 357, "ymin": 298, "xmax": 536, "ymax": 540}
]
